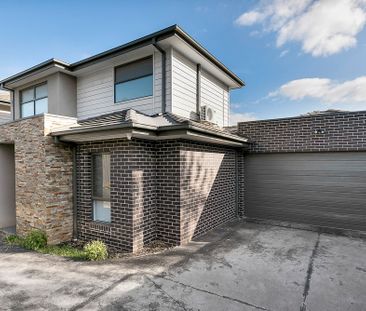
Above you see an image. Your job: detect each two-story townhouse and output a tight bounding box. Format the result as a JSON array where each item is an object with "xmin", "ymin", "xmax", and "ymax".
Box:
[{"xmin": 0, "ymin": 25, "xmax": 247, "ymax": 252}]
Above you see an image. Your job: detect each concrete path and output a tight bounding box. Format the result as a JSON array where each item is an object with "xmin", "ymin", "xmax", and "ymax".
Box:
[{"xmin": 1, "ymin": 221, "xmax": 365, "ymax": 311}]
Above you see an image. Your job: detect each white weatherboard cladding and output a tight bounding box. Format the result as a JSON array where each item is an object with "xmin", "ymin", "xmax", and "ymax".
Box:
[
  {"xmin": 77, "ymin": 51, "xmax": 171, "ymax": 119},
  {"xmin": 171, "ymin": 49, "xmax": 197, "ymax": 120},
  {"xmin": 171, "ymin": 49, "xmax": 230, "ymax": 127},
  {"xmin": 201, "ymin": 70, "xmax": 229, "ymax": 127},
  {"xmin": 0, "ymin": 112, "xmax": 11, "ymax": 124},
  {"xmin": 76, "ymin": 47, "xmax": 230, "ymax": 125}
]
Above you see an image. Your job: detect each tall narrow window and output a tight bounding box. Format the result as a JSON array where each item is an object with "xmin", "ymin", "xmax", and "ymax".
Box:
[
  {"xmin": 92, "ymin": 154, "xmax": 111, "ymax": 222},
  {"xmin": 20, "ymin": 83, "xmax": 48, "ymax": 118},
  {"xmin": 114, "ymin": 56, "xmax": 153, "ymax": 103}
]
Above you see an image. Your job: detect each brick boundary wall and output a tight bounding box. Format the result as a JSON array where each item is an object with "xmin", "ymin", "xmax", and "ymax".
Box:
[
  {"xmin": 76, "ymin": 138, "xmax": 243, "ymax": 252},
  {"xmin": 238, "ymin": 111, "xmax": 366, "ymax": 153}
]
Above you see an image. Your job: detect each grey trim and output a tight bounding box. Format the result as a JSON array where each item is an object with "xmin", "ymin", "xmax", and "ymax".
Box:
[
  {"xmin": 196, "ymin": 64, "xmax": 201, "ymax": 116},
  {"xmin": 0, "ymin": 59, "xmax": 69, "ymax": 86}
]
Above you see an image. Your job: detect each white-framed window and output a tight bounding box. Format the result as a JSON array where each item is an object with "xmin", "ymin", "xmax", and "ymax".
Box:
[
  {"xmin": 20, "ymin": 83, "xmax": 48, "ymax": 118},
  {"xmin": 114, "ymin": 56, "xmax": 153, "ymax": 103},
  {"xmin": 92, "ymin": 154, "xmax": 111, "ymax": 223}
]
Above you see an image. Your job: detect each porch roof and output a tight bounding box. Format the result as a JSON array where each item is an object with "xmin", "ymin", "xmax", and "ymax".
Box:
[{"xmin": 51, "ymin": 109, "xmax": 249, "ymax": 147}]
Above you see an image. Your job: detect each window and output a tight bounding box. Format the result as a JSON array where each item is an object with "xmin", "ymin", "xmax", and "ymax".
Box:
[
  {"xmin": 114, "ymin": 57, "xmax": 153, "ymax": 103},
  {"xmin": 92, "ymin": 154, "xmax": 111, "ymax": 222},
  {"xmin": 20, "ymin": 83, "xmax": 48, "ymax": 118}
]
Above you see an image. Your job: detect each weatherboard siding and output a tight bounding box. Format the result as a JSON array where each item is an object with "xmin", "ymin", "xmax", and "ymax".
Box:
[
  {"xmin": 0, "ymin": 111, "xmax": 11, "ymax": 124},
  {"xmin": 77, "ymin": 51, "xmax": 170, "ymax": 119},
  {"xmin": 170, "ymin": 49, "xmax": 230, "ymax": 127},
  {"xmin": 201, "ymin": 70, "xmax": 229, "ymax": 127},
  {"xmin": 171, "ymin": 49, "xmax": 198, "ymax": 120}
]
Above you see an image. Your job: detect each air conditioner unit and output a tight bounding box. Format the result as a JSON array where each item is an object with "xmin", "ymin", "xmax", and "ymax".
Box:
[{"xmin": 200, "ymin": 105, "xmax": 215, "ymax": 122}]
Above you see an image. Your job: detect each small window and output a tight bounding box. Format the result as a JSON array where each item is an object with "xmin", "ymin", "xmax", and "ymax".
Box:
[
  {"xmin": 114, "ymin": 57, "xmax": 153, "ymax": 103},
  {"xmin": 92, "ymin": 154, "xmax": 111, "ymax": 223},
  {"xmin": 20, "ymin": 83, "xmax": 48, "ymax": 118}
]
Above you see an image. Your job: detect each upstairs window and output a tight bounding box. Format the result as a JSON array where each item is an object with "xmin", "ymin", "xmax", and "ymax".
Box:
[
  {"xmin": 20, "ymin": 83, "xmax": 48, "ymax": 118},
  {"xmin": 114, "ymin": 56, "xmax": 153, "ymax": 103},
  {"xmin": 92, "ymin": 154, "xmax": 111, "ymax": 223}
]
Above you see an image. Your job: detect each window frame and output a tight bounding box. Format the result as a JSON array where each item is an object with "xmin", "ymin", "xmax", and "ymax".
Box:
[
  {"xmin": 91, "ymin": 153, "xmax": 111, "ymax": 223},
  {"xmin": 20, "ymin": 82, "xmax": 48, "ymax": 118},
  {"xmin": 114, "ymin": 55, "xmax": 154, "ymax": 104}
]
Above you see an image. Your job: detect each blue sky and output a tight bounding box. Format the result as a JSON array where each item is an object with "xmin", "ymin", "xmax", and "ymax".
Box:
[{"xmin": 1, "ymin": 0, "xmax": 366, "ymax": 123}]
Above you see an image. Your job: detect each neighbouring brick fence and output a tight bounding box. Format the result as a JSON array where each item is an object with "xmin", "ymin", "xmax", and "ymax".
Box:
[
  {"xmin": 76, "ymin": 139, "xmax": 244, "ymax": 252},
  {"xmin": 238, "ymin": 111, "xmax": 366, "ymax": 153}
]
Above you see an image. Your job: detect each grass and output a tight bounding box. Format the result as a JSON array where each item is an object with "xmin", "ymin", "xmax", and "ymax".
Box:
[
  {"xmin": 4, "ymin": 234, "xmax": 87, "ymax": 260},
  {"xmin": 38, "ymin": 244, "xmax": 86, "ymax": 260}
]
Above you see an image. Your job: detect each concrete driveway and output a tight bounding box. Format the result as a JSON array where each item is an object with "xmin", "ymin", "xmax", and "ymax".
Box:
[{"xmin": 1, "ymin": 221, "xmax": 365, "ymax": 311}]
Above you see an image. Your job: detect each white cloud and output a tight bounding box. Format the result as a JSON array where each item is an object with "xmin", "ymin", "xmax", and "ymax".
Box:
[
  {"xmin": 235, "ymin": 0, "xmax": 366, "ymax": 57},
  {"xmin": 279, "ymin": 49, "xmax": 289, "ymax": 57},
  {"xmin": 230, "ymin": 112, "xmax": 257, "ymax": 125},
  {"xmin": 269, "ymin": 76, "xmax": 366, "ymax": 106}
]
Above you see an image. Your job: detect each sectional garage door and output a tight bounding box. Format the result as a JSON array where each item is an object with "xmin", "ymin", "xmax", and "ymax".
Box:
[{"xmin": 245, "ymin": 152, "xmax": 366, "ymax": 231}]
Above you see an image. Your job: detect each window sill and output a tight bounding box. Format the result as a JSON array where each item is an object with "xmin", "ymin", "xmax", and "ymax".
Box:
[{"xmin": 114, "ymin": 95, "xmax": 153, "ymax": 105}]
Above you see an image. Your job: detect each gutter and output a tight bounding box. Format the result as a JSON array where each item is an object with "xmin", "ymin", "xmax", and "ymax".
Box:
[
  {"xmin": 51, "ymin": 121, "xmax": 248, "ymax": 145},
  {"xmin": 152, "ymin": 40, "xmax": 167, "ymax": 113}
]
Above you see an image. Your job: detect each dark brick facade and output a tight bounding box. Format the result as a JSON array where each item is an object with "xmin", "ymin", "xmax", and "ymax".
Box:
[
  {"xmin": 76, "ymin": 139, "xmax": 156, "ymax": 252},
  {"xmin": 238, "ymin": 111, "xmax": 366, "ymax": 153},
  {"xmin": 76, "ymin": 138, "xmax": 242, "ymax": 252}
]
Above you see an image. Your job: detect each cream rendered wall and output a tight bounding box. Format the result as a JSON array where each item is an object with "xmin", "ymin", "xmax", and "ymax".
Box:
[
  {"xmin": 0, "ymin": 144, "xmax": 15, "ymax": 229},
  {"xmin": 13, "ymin": 72, "xmax": 77, "ymax": 120}
]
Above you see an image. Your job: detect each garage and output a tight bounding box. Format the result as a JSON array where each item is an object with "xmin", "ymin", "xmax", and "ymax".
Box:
[{"xmin": 245, "ymin": 152, "xmax": 366, "ymax": 231}]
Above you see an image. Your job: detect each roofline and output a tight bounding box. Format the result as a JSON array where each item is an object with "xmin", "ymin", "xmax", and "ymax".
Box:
[
  {"xmin": 0, "ymin": 59, "xmax": 70, "ymax": 86},
  {"xmin": 1, "ymin": 25, "xmax": 244, "ymax": 88},
  {"xmin": 51, "ymin": 122, "xmax": 248, "ymax": 144},
  {"xmin": 238, "ymin": 110, "xmax": 366, "ymax": 125}
]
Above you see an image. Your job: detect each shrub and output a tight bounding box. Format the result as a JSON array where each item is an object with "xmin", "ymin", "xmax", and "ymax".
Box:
[
  {"xmin": 84, "ymin": 240, "xmax": 108, "ymax": 261},
  {"xmin": 23, "ymin": 229, "xmax": 48, "ymax": 250}
]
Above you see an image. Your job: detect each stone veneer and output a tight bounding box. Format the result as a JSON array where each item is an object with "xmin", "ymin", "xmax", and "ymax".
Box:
[
  {"xmin": 0, "ymin": 114, "xmax": 76, "ymax": 244},
  {"xmin": 76, "ymin": 139, "xmax": 243, "ymax": 252}
]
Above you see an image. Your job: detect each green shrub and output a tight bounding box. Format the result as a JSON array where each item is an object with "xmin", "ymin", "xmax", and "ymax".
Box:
[
  {"xmin": 84, "ymin": 240, "xmax": 108, "ymax": 261},
  {"xmin": 23, "ymin": 229, "xmax": 48, "ymax": 250}
]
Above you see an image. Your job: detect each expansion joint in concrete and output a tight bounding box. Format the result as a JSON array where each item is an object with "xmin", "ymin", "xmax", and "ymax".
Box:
[
  {"xmin": 156, "ymin": 275, "xmax": 272, "ymax": 311},
  {"xmin": 300, "ymin": 232, "xmax": 321, "ymax": 311}
]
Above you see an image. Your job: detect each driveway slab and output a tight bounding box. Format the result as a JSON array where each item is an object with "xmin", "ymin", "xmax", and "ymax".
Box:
[{"xmin": 1, "ymin": 221, "xmax": 365, "ymax": 311}]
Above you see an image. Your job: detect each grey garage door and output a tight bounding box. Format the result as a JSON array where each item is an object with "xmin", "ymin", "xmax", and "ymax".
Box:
[{"xmin": 245, "ymin": 152, "xmax": 366, "ymax": 231}]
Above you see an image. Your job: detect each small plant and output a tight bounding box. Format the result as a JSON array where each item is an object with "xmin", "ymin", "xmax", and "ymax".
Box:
[
  {"xmin": 84, "ymin": 240, "xmax": 108, "ymax": 261},
  {"xmin": 4, "ymin": 234, "xmax": 23, "ymax": 245},
  {"xmin": 23, "ymin": 229, "xmax": 48, "ymax": 250}
]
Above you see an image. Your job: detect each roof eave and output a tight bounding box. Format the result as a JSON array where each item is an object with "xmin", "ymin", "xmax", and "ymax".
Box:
[{"xmin": 51, "ymin": 121, "xmax": 249, "ymax": 146}]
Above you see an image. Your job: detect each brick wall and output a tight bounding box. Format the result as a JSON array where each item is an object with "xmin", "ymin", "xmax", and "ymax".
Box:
[
  {"xmin": 76, "ymin": 139, "xmax": 156, "ymax": 252},
  {"xmin": 179, "ymin": 141, "xmax": 238, "ymax": 244},
  {"xmin": 0, "ymin": 114, "xmax": 75, "ymax": 244},
  {"xmin": 238, "ymin": 111, "xmax": 366, "ymax": 153},
  {"xmin": 77, "ymin": 138, "xmax": 241, "ymax": 252}
]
